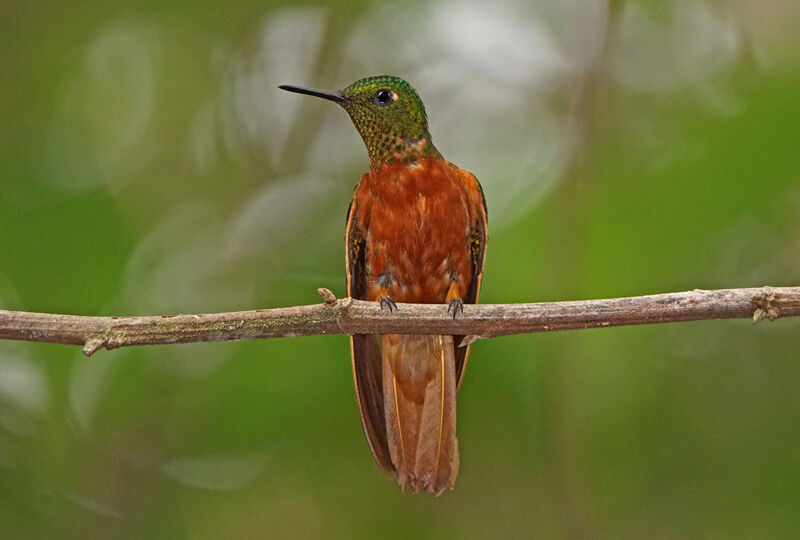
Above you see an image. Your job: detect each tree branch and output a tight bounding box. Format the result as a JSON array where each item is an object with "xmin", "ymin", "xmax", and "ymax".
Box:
[{"xmin": 0, "ymin": 286, "xmax": 797, "ymax": 357}]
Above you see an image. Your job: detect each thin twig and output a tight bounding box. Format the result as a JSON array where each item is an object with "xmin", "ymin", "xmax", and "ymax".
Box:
[{"xmin": 0, "ymin": 286, "xmax": 797, "ymax": 357}]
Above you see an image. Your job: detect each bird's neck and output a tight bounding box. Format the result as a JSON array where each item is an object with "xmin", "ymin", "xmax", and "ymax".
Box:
[{"xmin": 367, "ymin": 134, "xmax": 442, "ymax": 171}]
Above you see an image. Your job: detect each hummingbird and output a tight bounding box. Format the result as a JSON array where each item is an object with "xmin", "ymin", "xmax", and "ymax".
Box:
[{"xmin": 279, "ymin": 76, "xmax": 487, "ymax": 495}]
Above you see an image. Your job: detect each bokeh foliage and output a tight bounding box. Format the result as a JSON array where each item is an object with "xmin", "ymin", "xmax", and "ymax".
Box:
[{"xmin": 2, "ymin": 0, "xmax": 800, "ymax": 538}]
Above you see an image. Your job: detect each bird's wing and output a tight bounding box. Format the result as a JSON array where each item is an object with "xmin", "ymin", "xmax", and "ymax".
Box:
[
  {"xmin": 346, "ymin": 187, "xmax": 394, "ymax": 476},
  {"xmin": 454, "ymin": 170, "xmax": 488, "ymax": 391}
]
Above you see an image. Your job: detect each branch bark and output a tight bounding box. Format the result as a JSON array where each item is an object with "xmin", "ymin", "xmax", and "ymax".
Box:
[{"xmin": 0, "ymin": 286, "xmax": 797, "ymax": 357}]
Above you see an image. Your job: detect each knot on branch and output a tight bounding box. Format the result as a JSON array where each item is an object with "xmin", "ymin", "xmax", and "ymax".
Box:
[
  {"xmin": 459, "ymin": 335, "xmax": 482, "ymax": 348},
  {"xmin": 82, "ymin": 333, "xmax": 108, "ymax": 356},
  {"xmin": 317, "ymin": 288, "xmax": 337, "ymax": 305},
  {"xmin": 751, "ymin": 286, "xmax": 779, "ymax": 323}
]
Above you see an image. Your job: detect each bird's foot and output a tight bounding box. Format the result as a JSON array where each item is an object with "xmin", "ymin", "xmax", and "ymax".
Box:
[
  {"xmin": 378, "ymin": 296, "xmax": 398, "ymax": 313},
  {"xmin": 447, "ymin": 298, "xmax": 464, "ymax": 319}
]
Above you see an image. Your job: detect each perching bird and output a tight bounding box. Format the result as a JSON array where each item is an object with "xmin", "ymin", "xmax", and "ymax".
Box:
[{"xmin": 280, "ymin": 76, "xmax": 487, "ymax": 495}]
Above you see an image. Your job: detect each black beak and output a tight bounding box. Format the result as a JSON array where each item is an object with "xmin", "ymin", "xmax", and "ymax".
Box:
[{"xmin": 278, "ymin": 84, "xmax": 348, "ymax": 104}]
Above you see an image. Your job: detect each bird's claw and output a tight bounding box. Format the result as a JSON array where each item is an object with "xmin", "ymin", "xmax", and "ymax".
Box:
[
  {"xmin": 447, "ymin": 298, "xmax": 464, "ymax": 319},
  {"xmin": 378, "ymin": 296, "xmax": 398, "ymax": 313}
]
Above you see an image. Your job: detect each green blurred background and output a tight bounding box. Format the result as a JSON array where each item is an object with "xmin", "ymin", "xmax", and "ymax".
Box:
[{"xmin": 2, "ymin": 0, "xmax": 800, "ymax": 538}]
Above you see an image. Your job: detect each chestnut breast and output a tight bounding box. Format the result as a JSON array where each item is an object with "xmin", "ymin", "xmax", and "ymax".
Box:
[{"xmin": 353, "ymin": 159, "xmax": 475, "ymax": 304}]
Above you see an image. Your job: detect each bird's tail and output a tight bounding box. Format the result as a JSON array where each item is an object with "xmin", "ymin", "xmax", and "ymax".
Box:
[{"xmin": 381, "ymin": 333, "xmax": 458, "ymax": 495}]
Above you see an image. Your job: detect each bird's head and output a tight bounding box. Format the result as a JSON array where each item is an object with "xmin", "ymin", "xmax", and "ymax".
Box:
[{"xmin": 280, "ymin": 75, "xmax": 440, "ymax": 168}]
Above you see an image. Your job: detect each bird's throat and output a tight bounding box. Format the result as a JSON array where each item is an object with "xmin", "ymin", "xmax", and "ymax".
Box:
[{"xmin": 368, "ymin": 135, "xmax": 442, "ymax": 171}]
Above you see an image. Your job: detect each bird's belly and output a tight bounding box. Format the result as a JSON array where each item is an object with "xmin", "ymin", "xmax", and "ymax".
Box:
[{"xmin": 365, "ymin": 191, "xmax": 470, "ymax": 304}]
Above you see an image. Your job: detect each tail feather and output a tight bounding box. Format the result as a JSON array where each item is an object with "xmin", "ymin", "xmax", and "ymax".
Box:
[{"xmin": 382, "ymin": 333, "xmax": 458, "ymax": 495}]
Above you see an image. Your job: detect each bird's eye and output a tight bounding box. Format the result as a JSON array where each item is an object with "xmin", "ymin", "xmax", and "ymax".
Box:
[{"xmin": 374, "ymin": 89, "xmax": 395, "ymax": 105}]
